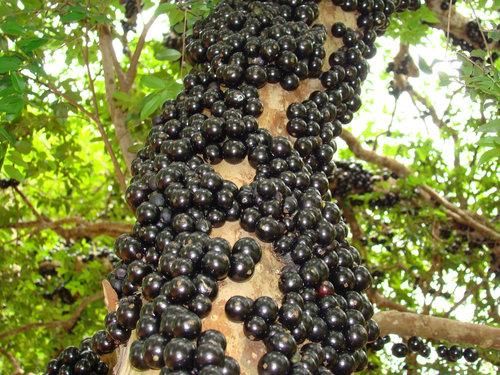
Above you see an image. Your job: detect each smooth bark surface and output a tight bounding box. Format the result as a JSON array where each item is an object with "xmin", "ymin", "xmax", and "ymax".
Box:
[{"xmin": 375, "ymin": 310, "xmax": 500, "ymax": 350}]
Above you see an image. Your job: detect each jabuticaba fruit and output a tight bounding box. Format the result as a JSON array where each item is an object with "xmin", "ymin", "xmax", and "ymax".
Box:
[{"xmin": 44, "ymin": 0, "xmax": 423, "ymax": 374}]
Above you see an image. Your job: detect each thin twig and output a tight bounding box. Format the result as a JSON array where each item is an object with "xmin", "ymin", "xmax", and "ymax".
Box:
[
  {"xmin": 0, "ymin": 348, "xmax": 24, "ymax": 374},
  {"xmin": 12, "ymin": 186, "xmax": 45, "ymax": 221},
  {"xmin": 444, "ymin": 288, "xmax": 473, "ymax": 318},
  {"xmin": 372, "ymin": 97, "xmax": 398, "ymax": 151},
  {"xmin": 180, "ymin": 9, "xmax": 188, "ymax": 76},
  {"xmin": 0, "ymin": 292, "xmax": 103, "ymax": 340}
]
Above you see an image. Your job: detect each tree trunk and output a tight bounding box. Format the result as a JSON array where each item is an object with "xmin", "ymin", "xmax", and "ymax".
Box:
[
  {"xmin": 103, "ymin": 0, "xmax": 499, "ymax": 373},
  {"xmin": 107, "ymin": 3, "xmax": 357, "ymax": 373}
]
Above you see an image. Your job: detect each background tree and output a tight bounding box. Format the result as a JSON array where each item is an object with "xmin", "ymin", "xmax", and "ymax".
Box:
[{"xmin": 0, "ymin": 0, "xmax": 498, "ymax": 374}]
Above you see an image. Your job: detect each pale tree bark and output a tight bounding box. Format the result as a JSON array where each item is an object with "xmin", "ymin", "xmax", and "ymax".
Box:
[
  {"xmin": 425, "ymin": 0, "xmax": 498, "ymax": 52},
  {"xmin": 105, "ymin": 1, "xmax": 499, "ymax": 373},
  {"xmin": 375, "ymin": 310, "xmax": 500, "ymax": 350},
  {"xmin": 110, "ymin": 3, "xmax": 355, "ymax": 373},
  {"xmin": 340, "ymin": 129, "xmax": 500, "ymax": 242},
  {"xmin": 98, "ymin": 25, "xmax": 136, "ymax": 174}
]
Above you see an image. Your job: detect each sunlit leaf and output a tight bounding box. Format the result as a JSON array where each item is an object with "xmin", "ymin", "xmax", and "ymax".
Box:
[
  {"xmin": 141, "ymin": 75, "xmax": 167, "ymax": 89},
  {"xmin": 18, "ymin": 37, "xmax": 48, "ymax": 53},
  {"xmin": 3, "ymin": 164, "xmax": 24, "ymax": 180},
  {"xmin": 155, "ymin": 48, "xmax": 182, "ymax": 61},
  {"xmin": 0, "ymin": 56, "xmax": 22, "ymax": 73},
  {"xmin": 418, "ymin": 56, "xmax": 432, "ymax": 74},
  {"xmin": 478, "ymin": 148, "xmax": 499, "ymax": 165},
  {"xmin": 61, "ymin": 5, "xmax": 87, "ymax": 23}
]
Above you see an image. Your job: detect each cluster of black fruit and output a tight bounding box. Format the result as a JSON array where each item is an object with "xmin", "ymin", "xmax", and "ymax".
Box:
[
  {"xmin": 330, "ymin": 161, "xmax": 400, "ymax": 209},
  {"xmin": 36, "ymin": 248, "xmax": 118, "ymax": 305},
  {"xmin": 465, "ymin": 21, "xmax": 492, "ymax": 50},
  {"xmin": 437, "ymin": 344, "xmax": 479, "ymax": 363},
  {"xmin": 450, "ymin": 21, "xmax": 498, "ymax": 62},
  {"xmin": 45, "ymin": 338, "xmax": 109, "ymax": 375},
  {"xmin": 330, "ymin": 161, "xmax": 374, "ymax": 197},
  {"xmin": 387, "ymin": 79, "xmax": 401, "ymax": 98},
  {"xmin": 369, "ymin": 335, "xmax": 431, "ymax": 358},
  {"xmin": 45, "ymin": 0, "xmax": 424, "ymax": 374},
  {"xmin": 386, "ymin": 54, "xmax": 412, "ymax": 75},
  {"xmin": 439, "ymin": 0, "xmax": 456, "ymax": 11},
  {"xmin": 120, "ymin": 0, "xmax": 141, "ymax": 33},
  {"xmin": 368, "ymin": 335, "xmax": 480, "ymax": 364},
  {"xmin": 0, "ymin": 178, "xmax": 20, "ymax": 189},
  {"xmin": 449, "ymin": 32, "xmax": 475, "ymax": 53},
  {"xmin": 367, "ymin": 191, "xmax": 399, "ymax": 209},
  {"xmin": 164, "ymin": 30, "xmax": 183, "ymax": 52}
]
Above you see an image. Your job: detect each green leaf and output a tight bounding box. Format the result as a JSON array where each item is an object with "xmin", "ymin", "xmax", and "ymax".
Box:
[
  {"xmin": 0, "ymin": 142, "xmax": 6, "ymax": 171},
  {"xmin": 478, "ymin": 136, "xmax": 500, "ymax": 147},
  {"xmin": 478, "ymin": 148, "xmax": 499, "ymax": 165},
  {"xmin": 0, "ymin": 127, "xmax": 15, "ymax": 144},
  {"xmin": 155, "ymin": 3, "xmax": 178, "ymax": 15},
  {"xmin": 418, "ymin": 57, "xmax": 432, "ymax": 74},
  {"xmin": 9, "ymin": 150, "xmax": 28, "ymax": 168},
  {"xmin": 61, "ymin": 6, "xmax": 87, "ymax": 23},
  {"xmin": 140, "ymin": 82, "xmax": 182, "ymax": 120},
  {"xmin": 127, "ymin": 142, "xmax": 144, "ymax": 153},
  {"xmin": 470, "ymin": 49, "xmax": 487, "ymax": 59},
  {"xmin": 3, "ymin": 164, "xmax": 24, "ymax": 180},
  {"xmin": 18, "ymin": 37, "xmax": 48, "ymax": 53},
  {"xmin": 140, "ymin": 92, "xmax": 166, "ymax": 120},
  {"xmin": 10, "ymin": 72, "xmax": 25, "ymax": 93},
  {"xmin": 155, "ymin": 48, "xmax": 182, "ymax": 61},
  {"xmin": 477, "ymin": 119, "xmax": 500, "ymax": 133},
  {"xmin": 113, "ymin": 91, "xmax": 134, "ymax": 106},
  {"xmin": 0, "ymin": 56, "xmax": 22, "ymax": 74},
  {"xmin": 14, "ymin": 140, "xmax": 32, "ymax": 154},
  {"xmin": 0, "ymin": 94, "xmax": 24, "ymax": 114},
  {"xmin": 0, "ymin": 20, "xmax": 25, "ymax": 36},
  {"xmin": 438, "ymin": 72, "xmax": 450, "ymax": 86},
  {"xmin": 141, "ymin": 75, "xmax": 168, "ymax": 90},
  {"xmin": 167, "ymin": 9, "xmax": 185, "ymax": 25},
  {"xmin": 155, "ymin": 4, "xmax": 184, "ymax": 25}
]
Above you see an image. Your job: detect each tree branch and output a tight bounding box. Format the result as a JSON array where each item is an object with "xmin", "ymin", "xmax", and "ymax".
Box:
[
  {"xmin": 0, "ymin": 292, "xmax": 103, "ymax": 341},
  {"xmin": 374, "ymin": 310, "xmax": 500, "ymax": 349},
  {"xmin": 98, "ymin": 25, "xmax": 135, "ymax": 173},
  {"xmin": 12, "ymin": 186, "xmax": 45, "ymax": 221},
  {"xmin": 0, "ymin": 348, "xmax": 24, "ymax": 374},
  {"xmin": 425, "ymin": 0, "xmax": 498, "ymax": 53},
  {"xmin": 367, "ymin": 289, "xmax": 412, "ymax": 313},
  {"xmin": 340, "ymin": 203, "xmax": 363, "ymax": 241},
  {"xmin": 340, "ymin": 128, "xmax": 500, "ymax": 242},
  {"xmin": 444, "ymin": 287, "xmax": 473, "ymax": 318},
  {"xmin": 125, "ymin": 13, "xmax": 159, "ymax": 90},
  {"xmin": 82, "ymin": 30, "xmax": 127, "ymax": 193},
  {"xmin": 1, "ymin": 217, "xmax": 132, "ymax": 240}
]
